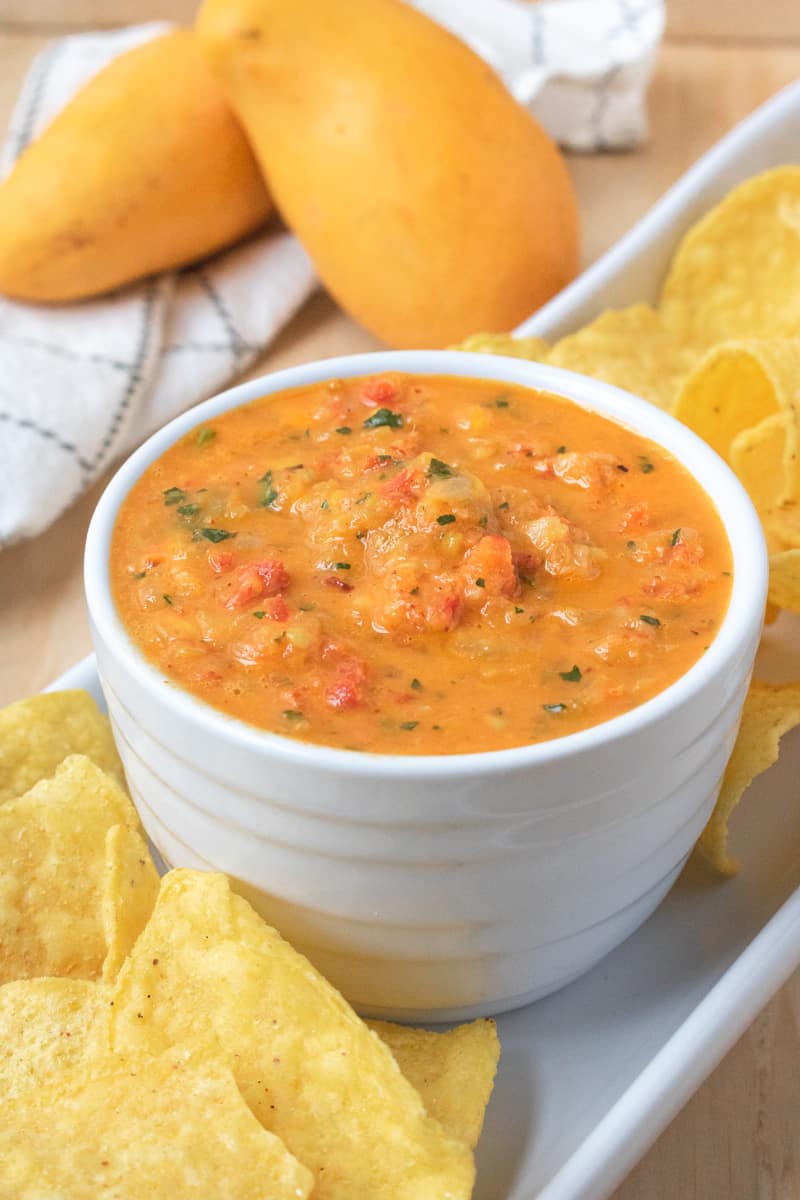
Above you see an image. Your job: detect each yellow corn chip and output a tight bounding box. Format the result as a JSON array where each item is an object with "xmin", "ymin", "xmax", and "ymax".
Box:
[
  {"xmin": 767, "ymin": 550, "xmax": 800, "ymax": 614},
  {"xmin": 101, "ymin": 824, "xmax": 160, "ymax": 982},
  {"xmin": 0, "ymin": 755, "xmax": 139, "ymax": 984},
  {"xmin": 546, "ymin": 304, "xmax": 696, "ymax": 411},
  {"xmin": 456, "ymin": 331, "xmax": 550, "ymax": 360},
  {"xmin": 0, "ymin": 689, "xmax": 125, "ymax": 804},
  {"xmin": 368, "ymin": 1017, "xmax": 500, "ymax": 1149},
  {"xmin": 0, "ymin": 1044, "xmax": 312, "ymax": 1200},
  {"xmin": 673, "ymin": 340, "xmax": 800, "ymax": 508},
  {"xmin": 0, "ymin": 978, "xmax": 110, "ymax": 1100},
  {"xmin": 699, "ymin": 681, "xmax": 800, "ymax": 874},
  {"xmin": 110, "ymin": 869, "xmax": 475, "ymax": 1200},
  {"xmin": 661, "ymin": 166, "xmax": 800, "ymax": 344}
]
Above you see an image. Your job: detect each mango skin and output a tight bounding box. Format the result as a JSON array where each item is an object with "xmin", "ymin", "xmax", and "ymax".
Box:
[
  {"xmin": 0, "ymin": 31, "xmax": 271, "ymax": 303},
  {"xmin": 196, "ymin": 0, "xmax": 579, "ymax": 348}
]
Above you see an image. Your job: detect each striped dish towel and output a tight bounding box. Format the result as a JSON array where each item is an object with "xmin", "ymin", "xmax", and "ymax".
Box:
[{"xmin": 0, "ymin": 1, "xmax": 663, "ymax": 545}]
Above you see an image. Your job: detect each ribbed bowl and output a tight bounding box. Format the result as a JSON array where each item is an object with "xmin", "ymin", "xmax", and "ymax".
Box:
[{"xmin": 85, "ymin": 351, "xmax": 767, "ymax": 1020}]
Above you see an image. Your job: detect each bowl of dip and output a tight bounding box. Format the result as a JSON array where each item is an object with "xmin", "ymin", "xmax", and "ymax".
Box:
[{"xmin": 85, "ymin": 351, "xmax": 767, "ymax": 1020}]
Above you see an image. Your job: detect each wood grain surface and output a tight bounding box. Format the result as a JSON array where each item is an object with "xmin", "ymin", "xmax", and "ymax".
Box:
[{"xmin": 0, "ymin": 9, "xmax": 799, "ymax": 1198}]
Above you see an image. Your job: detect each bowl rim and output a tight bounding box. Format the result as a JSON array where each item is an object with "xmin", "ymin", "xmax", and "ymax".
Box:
[{"xmin": 85, "ymin": 349, "xmax": 768, "ymax": 780}]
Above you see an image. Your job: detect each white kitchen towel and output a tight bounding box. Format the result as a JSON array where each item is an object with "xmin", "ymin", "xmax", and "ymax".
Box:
[{"xmin": 0, "ymin": 0, "xmax": 664, "ymax": 546}]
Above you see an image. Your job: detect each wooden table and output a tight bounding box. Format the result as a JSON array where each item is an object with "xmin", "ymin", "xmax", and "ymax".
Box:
[{"xmin": 1, "ymin": 9, "xmax": 799, "ymax": 1197}]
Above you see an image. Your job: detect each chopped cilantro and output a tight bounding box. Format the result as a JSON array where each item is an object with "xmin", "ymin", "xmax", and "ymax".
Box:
[
  {"xmin": 498, "ymin": 501, "xmax": 510, "ymax": 511},
  {"xmin": 335, "ymin": 426, "xmax": 352, "ymax": 435},
  {"xmin": 253, "ymin": 611, "xmax": 266, "ymax": 619},
  {"xmin": 355, "ymin": 492, "xmax": 372, "ymax": 504},
  {"xmin": 557, "ymin": 445, "xmax": 567, "ymax": 454},
  {"xmin": 640, "ymin": 614, "xmax": 661, "ymax": 627},
  {"xmin": 334, "ymin": 562, "xmax": 351, "ymax": 570},
  {"xmin": 363, "ymin": 408, "xmax": 403, "ymax": 429},
  {"xmin": 411, "ymin": 678, "xmax": 422, "ymax": 690},
  {"xmin": 196, "ymin": 427, "xmax": 216, "ymax": 447},
  {"xmin": 320, "ymin": 499, "xmax": 329, "ymax": 510},
  {"xmin": 560, "ymin": 665, "xmax": 582, "ymax": 682},
  {"xmin": 259, "ymin": 470, "xmax": 278, "ymax": 508},
  {"xmin": 400, "ymin": 721, "xmax": 419, "ymax": 731},
  {"xmin": 639, "ymin": 456, "xmax": 655, "ymax": 474},
  {"xmin": 376, "ymin": 454, "xmax": 394, "ymax": 464},
  {"xmin": 616, "ymin": 464, "xmax": 629, "ymax": 473},
  {"xmin": 299, "ymin": 603, "xmax": 316, "ymax": 612},
  {"xmin": 196, "ymin": 527, "xmax": 235, "ymax": 543},
  {"xmin": 177, "ymin": 503, "xmax": 199, "ymax": 517},
  {"xmin": 282, "ymin": 710, "xmax": 304, "ymax": 720},
  {"xmin": 627, "ymin": 540, "xmax": 637, "ymax": 549},
  {"xmin": 163, "ymin": 594, "xmax": 173, "ymax": 606},
  {"xmin": 475, "ymin": 577, "xmax": 486, "ymax": 588},
  {"xmin": 722, "ymin": 570, "xmax": 732, "ymax": 577},
  {"xmin": 163, "ymin": 487, "xmax": 185, "ymax": 506},
  {"xmin": 543, "ymin": 703, "xmax": 567, "ymax": 713},
  {"xmin": 671, "ymin": 528, "xmax": 681, "ymax": 546},
  {"xmin": 133, "ymin": 570, "xmax": 147, "ymax": 580},
  {"xmin": 514, "ymin": 606, "xmax": 524, "ymax": 614},
  {"xmin": 410, "ymin": 586, "xmax": 420, "ymax": 596},
  {"xmin": 428, "ymin": 457, "xmax": 455, "ymax": 479},
  {"xmin": 437, "ymin": 514, "xmax": 456, "ymax": 526},
  {"xmin": 478, "ymin": 514, "xmax": 488, "ymax": 528},
  {"xmin": 495, "ymin": 397, "xmax": 510, "ymax": 408}
]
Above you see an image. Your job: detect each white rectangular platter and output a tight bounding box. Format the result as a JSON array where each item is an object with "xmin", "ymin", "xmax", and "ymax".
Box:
[{"xmin": 53, "ymin": 80, "xmax": 800, "ymax": 1200}]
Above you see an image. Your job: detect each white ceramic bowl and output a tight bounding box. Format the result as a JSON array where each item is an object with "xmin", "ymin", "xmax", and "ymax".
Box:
[{"xmin": 85, "ymin": 350, "xmax": 767, "ymax": 1022}]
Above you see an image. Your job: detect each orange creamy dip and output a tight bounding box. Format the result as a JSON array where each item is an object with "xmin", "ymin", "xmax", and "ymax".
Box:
[{"xmin": 111, "ymin": 372, "xmax": 732, "ymax": 755}]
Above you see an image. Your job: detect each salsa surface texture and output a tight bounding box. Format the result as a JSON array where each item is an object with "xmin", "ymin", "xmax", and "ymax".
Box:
[{"xmin": 111, "ymin": 372, "xmax": 733, "ymax": 755}]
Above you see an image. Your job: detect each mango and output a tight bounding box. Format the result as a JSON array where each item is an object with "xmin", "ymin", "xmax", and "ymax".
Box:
[
  {"xmin": 0, "ymin": 31, "xmax": 271, "ymax": 303},
  {"xmin": 196, "ymin": 0, "xmax": 579, "ymax": 348}
]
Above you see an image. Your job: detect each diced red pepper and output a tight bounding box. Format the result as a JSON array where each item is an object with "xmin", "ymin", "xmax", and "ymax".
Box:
[
  {"xmin": 361, "ymin": 379, "xmax": 397, "ymax": 408},
  {"xmin": 208, "ymin": 550, "xmax": 235, "ymax": 574}
]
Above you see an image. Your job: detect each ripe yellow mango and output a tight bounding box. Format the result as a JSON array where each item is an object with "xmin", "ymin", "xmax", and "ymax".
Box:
[
  {"xmin": 196, "ymin": 0, "xmax": 579, "ymax": 348},
  {"xmin": 0, "ymin": 31, "xmax": 271, "ymax": 303}
]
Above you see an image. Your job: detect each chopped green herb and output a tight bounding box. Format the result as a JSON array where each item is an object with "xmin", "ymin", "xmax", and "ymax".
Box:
[
  {"xmin": 259, "ymin": 470, "xmax": 278, "ymax": 508},
  {"xmin": 163, "ymin": 594, "xmax": 173, "ymax": 606},
  {"xmin": 514, "ymin": 606, "xmax": 524, "ymax": 614},
  {"xmin": 196, "ymin": 427, "xmax": 216, "ymax": 447},
  {"xmin": 428, "ymin": 457, "xmax": 455, "ymax": 479},
  {"xmin": 376, "ymin": 454, "xmax": 393, "ymax": 464},
  {"xmin": 334, "ymin": 562, "xmax": 351, "ymax": 570},
  {"xmin": 411, "ymin": 678, "xmax": 422, "ymax": 691},
  {"xmin": 410, "ymin": 586, "xmax": 420, "ymax": 596},
  {"xmin": 176, "ymin": 503, "xmax": 199, "ymax": 517},
  {"xmin": 671, "ymin": 528, "xmax": 681, "ymax": 546},
  {"xmin": 543, "ymin": 703, "xmax": 567, "ymax": 713},
  {"xmin": 478, "ymin": 514, "xmax": 488, "ymax": 529},
  {"xmin": 495, "ymin": 397, "xmax": 510, "ymax": 408},
  {"xmin": 722, "ymin": 570, "xmax": 732, "ymax": 577},
  {"xmin": 320, "ymin": 499, "xmax": 329, "ymax": 511},
  {"xmin": 557, "ymin": 445, "xmax": 566, "ymax": 454},
  {"xmin": 163, "ymin": 487, "xmax": 185, "ymax": 506},
  {"xmin": 529, "ymin": 615, "xmax": 536, "ymax": 623},
  {"xmin": 400, "ymin": 721, "xmax": 419, "ymax": 731},
  {"xmin": 639, "ymin": 456, "xmax": 655, "ymax": 474},
  {"xmin": 355, "ymin": 492, "xmax": 372, "ymax": 505},
  {"xmin": 133, "ymin": 570, "xmax": 147, "ymax": 580},
  {"xmin": 196, "ymin": 527, "xmax": 235, "ymax": 543},
  {"xmin": 253, "ymin": 611, "xmax": 266, "ymax": 619},
  {"xmin": 335, "ymin": 426, "xmax": 352, "ymax": 435},
  {"xmin": 363, "ymin": 408, "xmax": 403, "ymax": 430},
  {"xmin": 627, "ymin": 540, "xmax": 637, "ymax": 549},
  {"xmin": 437, "ymin": 514, "xmax": 456, "ymax": 526},
  {"xmin": 559, "ymin": 665, "xmax": 582, "ymax": 682},
  {"xmin": 432, "ymin": 724, "xmax": 442, "ymax": 731},
  {"xmin": 299, "ymin": 603, "xmax": 316, "ymax": 612},
  {"xmin": 282, "ymin": 710, "xmax": 304, "ymax": 720},
  {"xmin": 475, "ymin": 577, "xmax": 486, "ymax": 588},
  {"xmin": 640, "ymin": 614, "xmax": 661, "ymax": 627},
  {"xmin": 498, "ymin": 501, "xmax": 510, "ymax": 511}
]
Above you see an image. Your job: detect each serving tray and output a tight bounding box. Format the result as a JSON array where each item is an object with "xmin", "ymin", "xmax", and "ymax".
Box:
[{"xmin": 54, "ymin": 81, "xmax": 800, "ymax": 1200}]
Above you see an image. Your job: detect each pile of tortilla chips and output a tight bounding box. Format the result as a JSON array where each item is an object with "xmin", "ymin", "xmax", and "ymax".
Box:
[
  {"xmin": 462, "ymin": 165, "xmax": 800, "ymax": 875},
  {"xmin": 0, "ymin": 690, "xmax": 499, "ymax": 1199}
]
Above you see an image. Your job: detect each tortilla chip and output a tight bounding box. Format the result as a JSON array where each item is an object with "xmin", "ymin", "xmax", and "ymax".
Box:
[
  {"xmin": 101, "ymin": 824, "xmax": 160, "ymax": 982},
  {"xmin": 0, "ymin": 1043, "xmax": 312, "ymax": 1199},
  {"xmin": 0, "ymin": 978, "xmax": 111, "ymax": 1100},
  {"xmin": 456, "ymin": 332, "xmax": 550, "ymax": 360},
  {"xmin": 0, "ymin": 689, "xmax": 125, "ymax": 804},
  {"xmin": 0, "ymin": 755, "xmax": 139, "ymax": 984},
  {"xmin": 673, "ymin": 340, "xmax": 800, "ymax": 509},
  {"xmin": 767, "ymin": 550, "xmax": 800, "ymax": 614},
  {"xmin": 368, "ymin": 1017, "xmax": 500, "ymax": 1149},
  {"xmin": 699, "ymin": 681, "xmax": 800, "ymax": 874},
  {"xmin": 660, "ymin": 166, "xmax": 800, "ymax": 344},
  {"xmin": 110, "ymin": 870, "xmax": 474, "ymax": 1200},
  {"xmin": 546, "ymin": 304, "xmax": 696, "ymax": 411}
]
